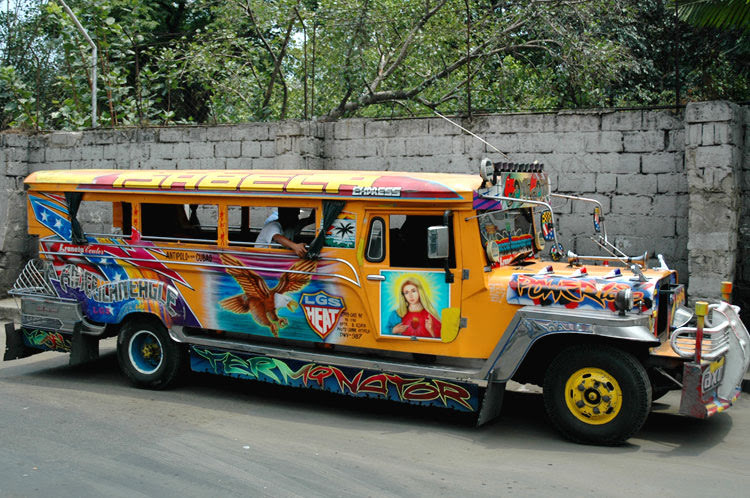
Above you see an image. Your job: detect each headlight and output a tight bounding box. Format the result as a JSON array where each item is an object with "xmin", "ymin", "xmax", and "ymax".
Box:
[{"xmin": 615, "ymin": 288, "xmax": 633, "ymax": 316}]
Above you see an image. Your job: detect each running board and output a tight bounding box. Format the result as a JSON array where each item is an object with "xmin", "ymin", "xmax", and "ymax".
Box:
[{"xmin": 169, "ymin": 326, "xmax": 488, "ymax": 386}]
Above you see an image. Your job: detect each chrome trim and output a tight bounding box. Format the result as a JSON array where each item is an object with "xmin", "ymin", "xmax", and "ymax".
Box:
[
  {"xmin": 670, "ymin": 302, "xmax": 740, "ymax": 361},
  {"xmin": 671, "ymin": 305, "xmax": 693, "ymax": 329},
  {"xmin": 17, "ymin": 295, "xmax": 106, "ymax": 336},
  {"xmin": 9, "ymin": 260, "xmax": 58, "ymax": 298},
  {"xmin": 480, "ymin": 306, "xmax": 658, "ymax": 382},
  {"xmin": 467, "ymin": 194, "xmax": 560, "ymax": 252},
  {"xmin": 366, "ymin": 275, "xmax": 385, "ymax": 281},
  {"xmin": 549, "ymin": 193, "xmax": 607, "ymax": 242},
  {"xmin": 169, "ymin": 326, "xmax": 488, "ymax": 385},
  {"xmin": 40, "ymin": 244, "xmax": 362, "ymax": 288}
]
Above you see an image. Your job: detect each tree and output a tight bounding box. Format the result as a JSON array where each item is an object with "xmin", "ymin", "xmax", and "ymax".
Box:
[{"xmin": 675, "ymin": 0, "xmax": 750, "ymax": 31}]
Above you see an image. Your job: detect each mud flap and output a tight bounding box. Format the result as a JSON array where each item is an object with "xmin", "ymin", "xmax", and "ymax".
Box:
[
  {"xmin": 476, "ymin": 381, "xmax": 505, "ymax": 426},
  {"xmin": 69, "ymin": 323, "xmax": 99, "ymax": 366},
  {"xmin": 679, "ymin": 359, "xmax": 734, "ymax": 418},
  {"xmin": 3, "ymin": 322, "xmax": 42, "ymax": 361}
]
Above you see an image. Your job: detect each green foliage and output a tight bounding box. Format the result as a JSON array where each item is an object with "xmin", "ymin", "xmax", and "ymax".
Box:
[
  {"xmin": 674, "ymin": 0, "xmax": 750, "ymax": 31},
  {"xmin": 0, "ymin": 0, "xmax": 749, "ymax": 130}
]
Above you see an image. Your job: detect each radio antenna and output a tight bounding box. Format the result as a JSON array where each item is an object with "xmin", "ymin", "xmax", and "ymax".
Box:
[{"xmin": 432, "ymin": 109, "xmax": 511, "ymax": 161}]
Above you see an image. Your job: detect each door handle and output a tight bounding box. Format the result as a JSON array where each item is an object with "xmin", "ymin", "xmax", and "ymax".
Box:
[{"xmin": 367, "ymin": 275, "xmax": 385, "ymax": 281}]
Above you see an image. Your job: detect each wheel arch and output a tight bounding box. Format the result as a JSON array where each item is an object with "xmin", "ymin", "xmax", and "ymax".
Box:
[
  {"xmin": 511, "ymin": 333, "xmax": 653, "ymax": 387},
  {"xmin": 485, "ymin": 307, "xmax": 658, "ymax": 385}
]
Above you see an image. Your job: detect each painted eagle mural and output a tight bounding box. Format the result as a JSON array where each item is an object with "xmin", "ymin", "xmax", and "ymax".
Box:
[{"xmin": 219, "ymin": 254, "xmax": 318, "ymax": 337}]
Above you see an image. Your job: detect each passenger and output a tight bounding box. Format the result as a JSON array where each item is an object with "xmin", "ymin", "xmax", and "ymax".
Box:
[{"xmin": 256, "ymin": 207, "xmax": 308, "ymax": 258}]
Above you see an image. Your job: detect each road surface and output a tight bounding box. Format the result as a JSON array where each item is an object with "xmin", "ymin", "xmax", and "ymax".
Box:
[{"xmin": 1, "ymin": 332, "xmax": 748, "ymax": 497}]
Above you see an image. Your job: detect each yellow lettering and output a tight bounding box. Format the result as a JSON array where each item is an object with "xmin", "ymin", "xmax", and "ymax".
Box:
[
  {"xmin": 238, "ymin": 174, "xmax": 291, "ymax": 192},
  {"xmin": 286, "ymin": 175, "xmax": 324, "ymax": 193},
  {"xmin": 321, "ymin": 174, "xmax": 380, "ymax": 193},
  {"xmin": 160, "ymin": 173, "xmax": 205, "ymax": 190},
  {"xmin": 114, "ymin": 172, "xmax": 169, "ymax": 188},
  {"xmin": 197, "ymin": 173, "xmax": 245, "ymax": 190}
]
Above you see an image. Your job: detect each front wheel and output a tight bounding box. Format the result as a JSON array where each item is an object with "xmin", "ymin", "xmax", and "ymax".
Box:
[
  {"xmin": 117, "ymin": 317, "xmax": 187, "ymax": 389},
  {"xmin": 543, "ymin": 345, "xmax": 652, "ymax": 445}
]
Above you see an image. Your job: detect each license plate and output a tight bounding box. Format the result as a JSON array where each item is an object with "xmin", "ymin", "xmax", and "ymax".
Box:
[{"xmin": 702, "ymin": 357, "xmax": 726, "ymax": 394}]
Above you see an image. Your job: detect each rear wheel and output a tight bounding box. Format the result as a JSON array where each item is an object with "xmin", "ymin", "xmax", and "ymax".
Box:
[
  {"xmin": 543, "ymin": 345, "xmax": 651, "ymax": 445},
  {"xmin": 117, "ymin": 317, "xmax": 186, "ymax": 389}
]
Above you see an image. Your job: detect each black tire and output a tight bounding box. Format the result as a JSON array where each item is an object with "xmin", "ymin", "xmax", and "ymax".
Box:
[
  {"xmin": 117, "ymin": 317, "xmax": 187, "ymax": 390},
  {"xmin": 543, "ymin": 345, "xmax": 652, "ymax": 445}
]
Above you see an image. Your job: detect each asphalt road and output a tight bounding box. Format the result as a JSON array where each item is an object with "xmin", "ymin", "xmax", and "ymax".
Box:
[{"xmin": 1, "ymin": 333, "xmax": 749, "ymax": 497}]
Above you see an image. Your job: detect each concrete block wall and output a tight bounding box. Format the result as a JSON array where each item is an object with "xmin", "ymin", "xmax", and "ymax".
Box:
[
  {"xmin": 1, "ymin": 102, "xmax": 746, "ymax": 306},
  {"xmin": 324, "ymin": 110, "xmax": 687, "ymax": 278}
]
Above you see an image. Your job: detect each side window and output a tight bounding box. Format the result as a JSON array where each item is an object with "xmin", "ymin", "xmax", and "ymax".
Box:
[
  {"xmin": 389, "ymin": 214, "xmax": 452, "ymax": 268},
  {"xmin": 365, "ymin": 217, "xmax": 385, "ymax": 262},
  {"xmin": 77, "ymin": 200, "xmax": 130, "ymax": 237},
  {"xmin": 227, "ymin": 205, "xmax": 316, "ymax": 247},
  {"xmin": 141, "ymin": 203, "xmax": 217, "ymax": 243}
]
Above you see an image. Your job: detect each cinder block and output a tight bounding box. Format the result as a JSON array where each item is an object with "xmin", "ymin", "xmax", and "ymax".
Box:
[
  {"xmin": 260, "ymin": 141, "xmax": 276, "ymax": 158},
  {"xmin": 666, "ymin": 129, "xmax": 685, "ymax": 152},
  {"xmin": 656, "ymin": 173, "xmax": 687, "ymax": 194},
  {"xmin": 516, "ymin": 133, "xmax": 554, "ymax": 153},
  {"xmin": 333, "ymin": 119, "xmax": 366, "ymax": 139},
  {"xmin": 230, "ymin": 124, "xmax": 270, "ymax": 141},
  {"xmin": 47, "ymin": 131, "xmax": 82, "ymax": 147},
  {"xmin": 686, "ymin": 101, "xmax": 739, "ymax": 123},
  {"xmin": 694, "ymin": 144, "xmax": 739, "ymax": 168},
  {"xmin": 346, "ymin": 138, "xmax": 379, "ymax": 157},
  {"xmin": 206, "ymin": 126, "xmax": 233, "ymax": 141},
  {"xmin": 379, "ymin": 138, "xmax": 406, "ymax": 157},
  {"xmin": 158, "ymin": 128, "xmax": 184, "ymax": 142},
  {"xmin": 595, "ymin": 173, "xmax": 617, "ymax": 193},
  {"xmin": 623, "ymin": 131, "xmax": 664, "ymax": 152},
  {"xmin": 365, "ymin": 120, "xmax": 397, "ymax": 138},
  {"xmin": 427, "ymin": 118, "xmax": 463, "ymax": 136},
  {"xmin": 557, "ymin": 173, "xmax": 595, "ymax": 193},
  {"xmin": 555, "ymin": 112, "xmax": 600, "ymax": 132},
  {"xmin": 505, "ymin": 113, "xmax": 556, "ymax": 133},
  {"xmin": 189, "ymin": 142, "xmax": 214, "ymax": 159},
  {"xmin": 584, "ymin": 132, "xmax": 623, "ymax": 153},
  {"xmin": 616, "ymin": 173, "xmax": 657, "ymax": 194},
  {"xmin": 3, "ymin": 134, "xmax": 30, "ymax": 147},
  {"xmin": 643, "ymin": 110, "xmax": 684, "ymax": 131},
  {"xmin": 150, "ymin": 143, "xmax": 177, "ymax": 160},
  {"xmin": 642, "ymin": 152, "xmax": 680, "ymax": 174},
  {"xmin": 612, "ymin": 195, "xmax": 653, "ymax": 215},
  {"xmin": 241, "ymin": 141, "xmax": 262, "ymax": 158},
  {"xmin": 405, "ymin": 137, "xmax": 451, "ymax": 156},
  {"xmin": 701, "ymin": 123, "xmax": 715, "ymax": 145},
  {"xmin": 46, "ymin": 147, "xmax": 82, "ymax": 162},
  {"xmin": 602, "ymin": 110, "xmax": 642, "ymax": 131},
  {"xmin": 6, "ymin": 161, "xmax": 28, "ymax": 176},
  {"xmin": 81, "ymin": 146, "xmax": 103, "ymax": 161}
]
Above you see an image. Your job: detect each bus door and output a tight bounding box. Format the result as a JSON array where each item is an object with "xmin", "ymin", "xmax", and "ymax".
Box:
[{"xmin": 361, "ymin": 211, "xmax": 462, "ymax": 343}]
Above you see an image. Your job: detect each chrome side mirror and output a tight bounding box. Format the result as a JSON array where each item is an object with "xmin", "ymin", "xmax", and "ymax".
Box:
[{"xmin": 427, "ymin": 226, "xmax": 449, "ymax": 259}]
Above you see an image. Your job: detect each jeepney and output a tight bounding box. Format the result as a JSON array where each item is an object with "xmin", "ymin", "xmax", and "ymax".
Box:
[{"xmin": 5, "ymin": 161, "xmax": 749, "ymax": 445}]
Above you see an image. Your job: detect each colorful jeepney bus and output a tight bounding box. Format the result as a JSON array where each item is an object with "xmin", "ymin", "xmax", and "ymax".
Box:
[{"xmin": 5, "ymin": 162, "xmax": 749, "ymax": 445}]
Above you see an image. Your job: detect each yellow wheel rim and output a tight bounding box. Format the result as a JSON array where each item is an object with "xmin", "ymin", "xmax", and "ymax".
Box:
[{"xmin": 564, "ymin": 367, "xmax": 622, "ymax": 425}]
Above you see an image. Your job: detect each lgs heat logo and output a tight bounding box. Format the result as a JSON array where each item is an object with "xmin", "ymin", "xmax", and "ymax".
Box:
[{"xmin": 300, "ymin": 291, "xmax": 345, "ymax": 340}]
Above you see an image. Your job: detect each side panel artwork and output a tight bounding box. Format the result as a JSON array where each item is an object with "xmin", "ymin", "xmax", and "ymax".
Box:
[
  {"xmin": 190, "ymin": 346, "xmax": 479, "ymax": 412},
  {"xmin": 379, "ymin": 270, "xmax": 450, "ymax": 340},
  {"xmin": 21, "ymin": 329, "xmax": 72, "ymax": 353},
  {"xmin": 42, "ymin": 236, "xmax": 200, "ymax": 327}
]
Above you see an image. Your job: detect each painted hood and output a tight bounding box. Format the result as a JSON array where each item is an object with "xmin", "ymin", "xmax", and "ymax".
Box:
[{"xmin": 501, "ymin": 266, "xmax": 671, "ymax": 313}]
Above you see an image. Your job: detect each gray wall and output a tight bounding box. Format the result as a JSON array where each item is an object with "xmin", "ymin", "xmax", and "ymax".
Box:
[{"xmin": 1, "ymin": 102, "xmax": 747, "ymax": 307}]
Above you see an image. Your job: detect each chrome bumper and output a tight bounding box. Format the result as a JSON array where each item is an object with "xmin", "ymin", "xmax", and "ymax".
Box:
[{"xmin": 671, "ymin": 302, "xmax": 750, "ymax": 417}]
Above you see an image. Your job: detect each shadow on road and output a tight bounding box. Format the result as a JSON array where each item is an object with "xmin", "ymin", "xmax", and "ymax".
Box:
[{"xmin": 0, "ymin": 350, "xmax": 735, "ymax": 454}]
